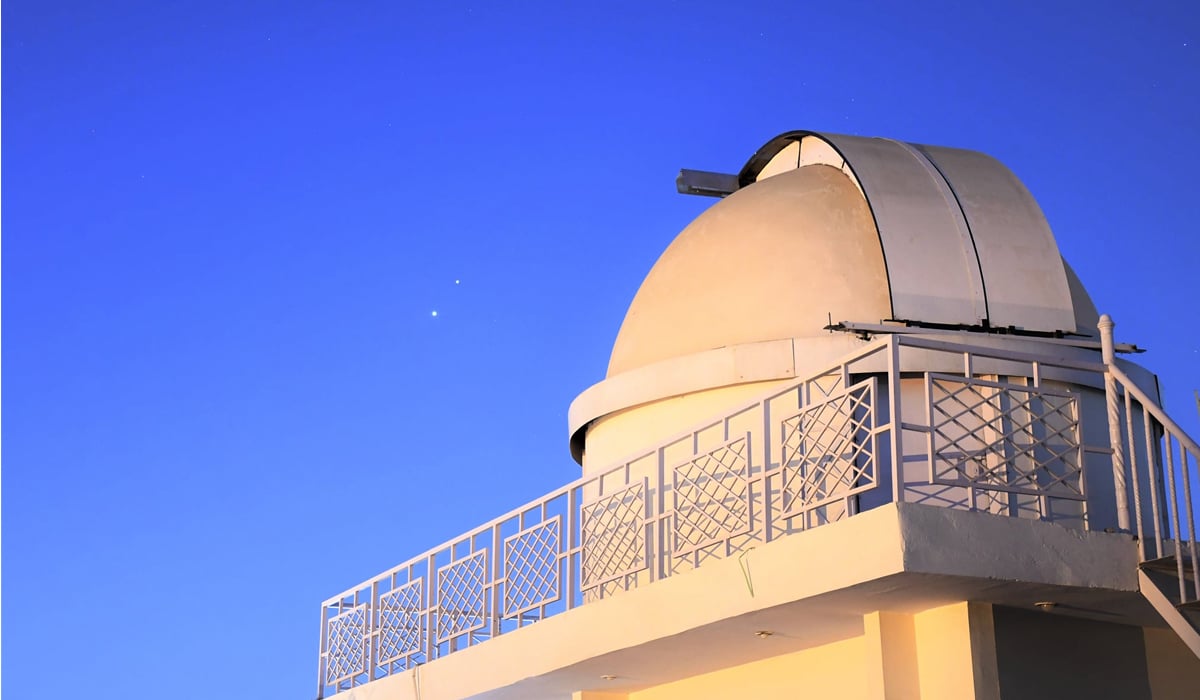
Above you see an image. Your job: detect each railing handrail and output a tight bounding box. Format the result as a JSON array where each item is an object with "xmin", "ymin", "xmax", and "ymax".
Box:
[
  {"xmin": 320, "ymin": 336, "xmax": 909, "ymax": 606},
  {"xmin": 320, "ymin": 471, "xmax": 585, "ymax": 606},
  {"xmin": 895, "ymin": 333, "xmax": 1108, "ymax": 373},
  {"xmin": 1099, "ymin": 314, "xmax": 1199, "ymax": 623},
  {"xmin": 1109, "ymin": 363, "xmax": 1200, "ymax": 459},
  {"xmin": 318, "ymin": 325, "xmax": 1143, "ymax": 696},
  {"xmin": 322, "ymin": 331, "xmax": 1112, "ymax": 606}
]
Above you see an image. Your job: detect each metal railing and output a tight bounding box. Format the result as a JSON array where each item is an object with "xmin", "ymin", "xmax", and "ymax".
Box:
[
  {"xmin": 317, "ymin": 323, "xmax": 1193, "ymax": 697},
  {"xmin": 1100, "ymin": 316, "xmax": 1200, "ymax": 607}
]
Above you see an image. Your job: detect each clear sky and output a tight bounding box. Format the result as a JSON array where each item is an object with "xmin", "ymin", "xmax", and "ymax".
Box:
[{"xmin": 4, "ymin": 1, "xmax": 1199, "ymax": 698}]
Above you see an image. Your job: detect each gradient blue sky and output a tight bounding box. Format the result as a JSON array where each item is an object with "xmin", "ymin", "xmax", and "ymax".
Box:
[{"xmin": 4, "ymin": 2, "xmax": 1199, "ymax": 698}]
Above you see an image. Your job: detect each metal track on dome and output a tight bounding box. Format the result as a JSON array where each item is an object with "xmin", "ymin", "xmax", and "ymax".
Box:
[{"xmin": 824, "ymin": 319, "xmax": 1144, "ymax": 354}]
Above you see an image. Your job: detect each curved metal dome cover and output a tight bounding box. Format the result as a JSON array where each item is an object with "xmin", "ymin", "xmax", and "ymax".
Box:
[{"xmin": 609, "ymin": 130, "xmax": 1092, "ymax": 378}]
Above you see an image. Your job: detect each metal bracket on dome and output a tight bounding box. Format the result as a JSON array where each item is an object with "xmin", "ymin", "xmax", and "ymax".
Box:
[
  {"xmin": 676, "ymin": 169, "xmax": 740, "ymax": 197},
  {"xmin": 825, "ymin": 320, "xmax": 1145, "ymax": 354}
]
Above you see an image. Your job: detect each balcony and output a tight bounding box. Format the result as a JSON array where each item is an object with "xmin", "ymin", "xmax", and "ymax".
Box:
[{"xmin": 316, "ymin": 323, "xmax": 1200, "ymax": 698}]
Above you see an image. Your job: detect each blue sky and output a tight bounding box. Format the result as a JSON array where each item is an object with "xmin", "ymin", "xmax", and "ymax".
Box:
[{"xmin": 4, "ymin": 2, "xmax": 1199, "ymax": 698}]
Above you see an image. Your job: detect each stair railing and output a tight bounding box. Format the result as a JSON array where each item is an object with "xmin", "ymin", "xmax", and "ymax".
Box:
[{"xmin": 1100, "ymin": 314, "xmax": 1200, "ymax": 606}]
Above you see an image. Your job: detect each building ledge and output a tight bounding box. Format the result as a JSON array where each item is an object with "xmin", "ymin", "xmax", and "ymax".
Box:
[{"xmin": 328, "ymin": 503, "xmax": 1144, "ymax": 700}]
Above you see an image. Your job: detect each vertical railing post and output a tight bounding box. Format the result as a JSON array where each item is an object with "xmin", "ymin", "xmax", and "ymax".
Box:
[
  {"xmin": 368, "ymin": 581, "xmax": 379, "ymax": 684},
  {"xmin": 426, "ymin": 552, "xmax": 438, "ymax": 662},
  {"xmin": 1100, "ymin": 314, "xmax": 1132, "ymax": 533},
  {"xmin": 491, "ymin": 523, "xmax": 503, "ymax": 640},
  {"xmin": 888, "ymin": 335, "xmax": 905, "ymax": 505},
  {"xmin": 1143, "ymin": 409, "xmax": 1165, "ymax": 558},
  {"xmin": 1125, "ymin": 390, "xmax": 1146, "ymax": 558},
  {"xmin": 317, "ymin": 605, "xmax": 327, "ymax": 699},
  {"xmin": 567, "ymin": 485, "xmax": 579, "ymax": 609}
]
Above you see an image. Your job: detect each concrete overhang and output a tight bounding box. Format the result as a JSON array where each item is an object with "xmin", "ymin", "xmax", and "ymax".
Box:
[{"xmin": 329, "ymin": 503, "xmax": 1156, "ymax": 700}]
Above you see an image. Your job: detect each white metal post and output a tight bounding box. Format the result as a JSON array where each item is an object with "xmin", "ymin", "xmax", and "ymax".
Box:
[
  {"xmin": 317, "ymin": 605, "xmax": 327, "ymax": 699},
  {"xmin": 1099, "ymin": 314, "xmax": 1132, "ymax": 532},
  {"xmin": 888, "ymin": 335, "xmax": 904, "ymax": 504}
]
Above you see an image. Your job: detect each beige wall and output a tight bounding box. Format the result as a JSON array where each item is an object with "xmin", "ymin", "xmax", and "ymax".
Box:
[
  {"xmin": 911, "ymin": 603, "xmax": 999, "ymax": 700},
  {"xmin": 623, "ymin": 603, "xmax": 1000, "ymax": 700},
  {"xmin": 595, "ymin": 603, "xmax": 1200, "ymax": 700},
  {"xmin": 629, "ymin": 635, "xmax": 868, "ymax": 700}
]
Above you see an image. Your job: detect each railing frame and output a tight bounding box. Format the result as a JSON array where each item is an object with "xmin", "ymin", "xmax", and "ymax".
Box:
[
  {"xmin": 317, "ymin": 319, "xmax": 1200, "ymax": 698},
  {"xmin": 1099, "ymin": 315, "xmax": 1200, "ymax": 608}
]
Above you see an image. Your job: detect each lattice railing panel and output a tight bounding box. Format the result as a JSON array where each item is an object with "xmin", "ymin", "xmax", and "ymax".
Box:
[
  {"xmin": 503, "ymin": 518, "xmax": 561, "ymax": 617},
  {"xmin": 377, "ymin": 579, "xmax": 425, "ymax": 666},
  {"xmin": 780, "ymin": 379, "xmax": 877, "ymax": 518},
  {"xmin": 581, "ymin": 480, "xmax": 647, "ymax": 590},
  {"xmin": 808, "ymin": 372, "xmax": 847, "ymax": 402},
  {"xmin": 436, "ymin": 551, "xmax": 488, "ymax": 642},
  {"xmin": 672, "ymin": 435, "xmax": 751, "ymax": 555},
  {"xmin": 324, "ymin": 603, "xmax": 368, "ymax": 686},
  {"xmin": 927, "ymin": 374, "xmax": 1083, "ymax": 500}
]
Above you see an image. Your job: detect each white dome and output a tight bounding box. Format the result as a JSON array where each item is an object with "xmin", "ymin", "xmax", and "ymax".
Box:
[
  {"xmin": 609, "ymin": 164, "xmax": 889, "ymax": 376},
  {"xmin": 569, "ymin": 131, "xmax": 1099, "ymax": 466}
]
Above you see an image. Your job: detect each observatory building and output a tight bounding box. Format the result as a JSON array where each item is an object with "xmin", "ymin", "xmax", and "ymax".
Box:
[{"xmin": 317, "ymin": 131, "xmax": 1200, "ymax": 699}]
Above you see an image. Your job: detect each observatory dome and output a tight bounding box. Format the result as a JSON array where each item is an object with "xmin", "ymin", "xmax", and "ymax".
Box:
[
  {"xmin": 569, "ymin": 130, "xmax": 1100, "ymax": 468},
  {"xmin": 607, "ymin": 164, "xmax": 891, "ymax": 377}
]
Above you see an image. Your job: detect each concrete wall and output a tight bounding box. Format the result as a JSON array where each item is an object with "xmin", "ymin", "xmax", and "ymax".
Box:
[
  {"xmin": 612, "ymin": 603, "xmax": 999, "ymax": 700},
  {"xmin": 588, "ymin": 604, "xmax": 1200, "ymax": 700},
  {"xmin": 992, "ymin": 605, "xmax": 1200, "ymax": 700},
  {"xmin": 628, "ymin": 636, "xmax": 868, "ymax": 700},
  {"xmin": 1144, "ymin": 626, "xmax": 1200, "ymax": 700}
]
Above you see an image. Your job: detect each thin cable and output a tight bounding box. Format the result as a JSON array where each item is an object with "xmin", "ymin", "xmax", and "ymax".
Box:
[{"xmin": 738, "ymin": 547, "xmax": 757, "ymax": 597}]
